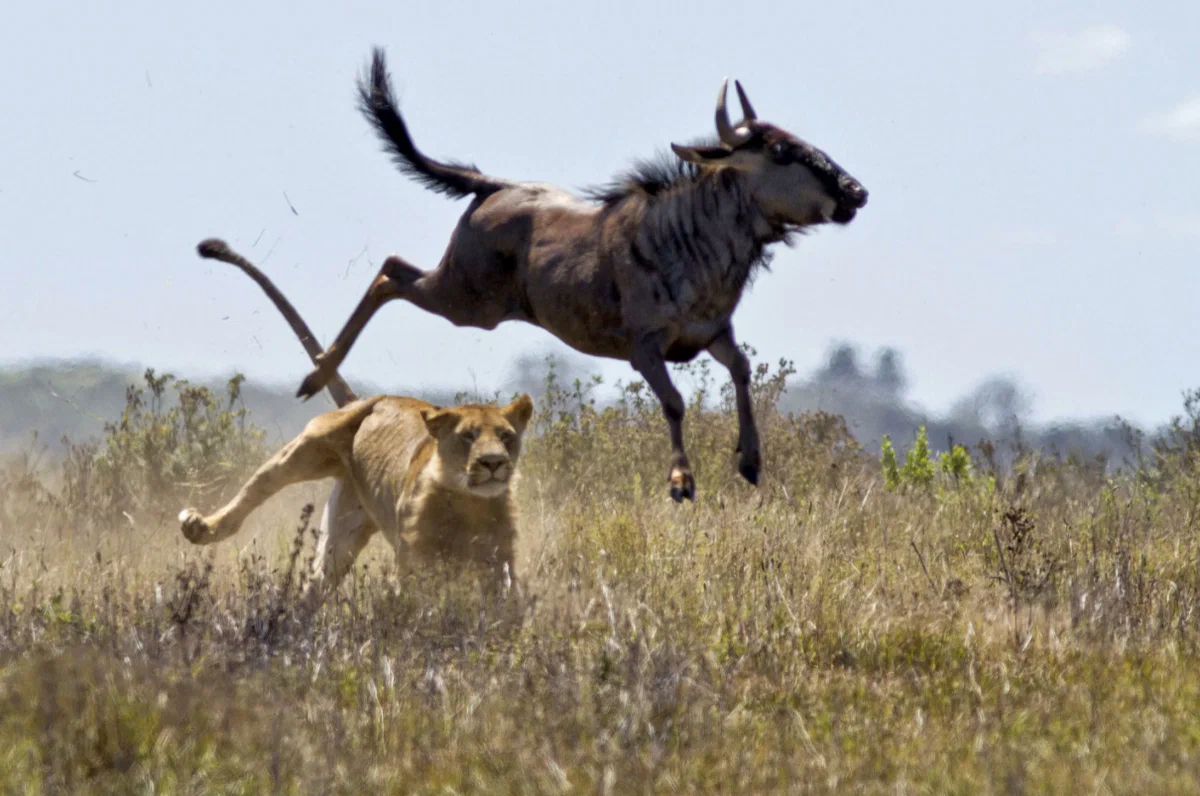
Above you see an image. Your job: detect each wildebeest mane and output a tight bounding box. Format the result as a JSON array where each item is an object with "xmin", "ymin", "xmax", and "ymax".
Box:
[{"xmin": 582, "ymin": 136, "xmax": 725, "ymax": 206}]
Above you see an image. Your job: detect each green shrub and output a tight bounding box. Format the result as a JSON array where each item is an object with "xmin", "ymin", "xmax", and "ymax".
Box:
[
  {"xmin": 58, "ymin": 368, "xmax": 267, "ymax": 530},
  {"xmin": 939, "ymin": 443, "xmax": 972, "ymax": 483},
  {"xmin": 901, "ymin": 425, "xmax": 936, "ymax": 488},
  {"xmin": 880, "ymin": 434, "xmax": 901, "ymax": 490}
]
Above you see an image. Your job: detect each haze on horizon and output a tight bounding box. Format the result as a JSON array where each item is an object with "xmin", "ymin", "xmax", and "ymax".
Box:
[{"xmin": 1, "ymin": 0, "xmax": 1197, "ymax": 429}]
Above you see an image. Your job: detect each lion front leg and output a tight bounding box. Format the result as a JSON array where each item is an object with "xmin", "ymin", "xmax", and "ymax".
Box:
[{"xmin": 179, "ymin": 433, "xmax": 341, "ymax": 546}]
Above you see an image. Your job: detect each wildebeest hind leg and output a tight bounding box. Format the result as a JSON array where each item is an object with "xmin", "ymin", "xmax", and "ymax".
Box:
[{"xmin": 297, "ymin": 255, "xmax": 425, "ymax": 399}]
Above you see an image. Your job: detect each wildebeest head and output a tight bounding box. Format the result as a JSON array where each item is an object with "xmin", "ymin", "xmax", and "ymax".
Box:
[{"xmin": 671, "ymin": 80, "xmax": 869, "ymax": 229}]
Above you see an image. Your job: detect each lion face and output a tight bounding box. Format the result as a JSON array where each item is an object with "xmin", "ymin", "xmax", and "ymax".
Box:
[{"xmin": 422, "ymin": 394, "xmax": 534, "ymax": 497}]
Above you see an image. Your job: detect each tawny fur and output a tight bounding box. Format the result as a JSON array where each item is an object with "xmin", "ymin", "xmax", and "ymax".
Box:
[{"xmin": 181, "ymin": 240, "xmax": 533, "ymax": 611}]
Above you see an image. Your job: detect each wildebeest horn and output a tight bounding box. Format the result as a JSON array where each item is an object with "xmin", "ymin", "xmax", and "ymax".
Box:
[
  {"xmin": 734, "ymin": 80, "xmax": 756, "ymax": 122},
  {"xmin": 715, "ymin": 78, "xmax": 752, "ymax": 149}
]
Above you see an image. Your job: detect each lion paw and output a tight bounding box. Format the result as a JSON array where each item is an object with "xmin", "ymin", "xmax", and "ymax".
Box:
[{"xmin": 178, "ymin": 508, "xmax": 211, "ymax": 544}]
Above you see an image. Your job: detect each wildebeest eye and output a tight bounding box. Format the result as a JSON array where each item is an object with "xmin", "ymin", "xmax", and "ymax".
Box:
[{"xmin": 770, "ymin": 142, "xmax": 791, "ymax": 164}]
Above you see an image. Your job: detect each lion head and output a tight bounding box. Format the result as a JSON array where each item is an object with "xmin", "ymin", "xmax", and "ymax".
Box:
[{"xmin": 422, "ymin": 394, "xmax": 534, "ymax": 497}]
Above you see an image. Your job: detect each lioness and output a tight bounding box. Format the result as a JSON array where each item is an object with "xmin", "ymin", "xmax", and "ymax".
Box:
[{"xmin": 178, "ymin": 239, "xmax": 533, "ymax": 610}]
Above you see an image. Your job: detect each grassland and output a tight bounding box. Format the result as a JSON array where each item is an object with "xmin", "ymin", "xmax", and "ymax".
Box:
[{"xmin": 3, "ymin": 358, "xmax": 1200, "ymax": 794}]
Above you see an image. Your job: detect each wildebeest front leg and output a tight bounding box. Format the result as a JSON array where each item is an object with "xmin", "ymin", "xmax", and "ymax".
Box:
[
  {"xmin": 631, "ymin": 338, "xmax": 695, "ymax": 502},
  {"xmin": 707, "ymin": 327, "xmax": 760, "ymax": 486},
  {"xmin": 297, "ymin": 255, "xmax": 424, "ymax": 400}
]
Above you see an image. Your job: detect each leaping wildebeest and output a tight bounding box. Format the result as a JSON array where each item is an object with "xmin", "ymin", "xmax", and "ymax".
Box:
[{"xmin": 294, "ymin": 47, "xmax": 869, "ymax": 502}]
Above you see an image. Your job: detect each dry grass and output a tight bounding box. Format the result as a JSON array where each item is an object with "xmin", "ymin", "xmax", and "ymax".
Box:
[{"xmin": 3, "ymin": 358, "xmax": 1200, "ymax": 793}]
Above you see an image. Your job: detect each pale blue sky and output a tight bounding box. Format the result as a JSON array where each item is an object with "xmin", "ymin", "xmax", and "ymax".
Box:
[{"xmin": 2, "ymin": 1, "xmax": 1197, "ymax": 426}]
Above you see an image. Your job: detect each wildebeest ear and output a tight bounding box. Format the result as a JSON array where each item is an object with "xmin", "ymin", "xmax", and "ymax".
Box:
[
  {"xmin": 671, "ymin": 143, "xmax": 733, "ymax": 163},
  {"xmin": 502, "ymin": 394, "xmax": 534, "ymax": 433},
  {"xmin": 421, "ymin": 408, "xmax": 460, "ymax": 438}
]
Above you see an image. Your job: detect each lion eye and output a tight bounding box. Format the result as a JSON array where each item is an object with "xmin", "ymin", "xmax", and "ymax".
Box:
[
  {"xmin": 459, "ymin": 429, "xmax": 478, "ymax": 443},
  {"xmin": 499, "ymin": 429, "xmax": 516, "ymax": 444}
]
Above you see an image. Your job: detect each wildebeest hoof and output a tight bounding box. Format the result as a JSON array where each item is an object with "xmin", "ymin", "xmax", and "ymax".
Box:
[
  {"xmin": 296, "ymin": 367, "xmax": 329, "ymax": 401},
  {"xmin": 669, "ymin": 469, "xmax": 695, "ymax": 503},
  {"xmin": 178, "ymin": 508, "xmax": 210, "ymax": 544},
  {"xmin": 737, "ymin": 448, "xmax": 761, "ymax": 486}
]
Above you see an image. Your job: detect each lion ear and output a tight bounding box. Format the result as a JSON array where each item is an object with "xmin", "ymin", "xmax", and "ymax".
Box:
[
  {"xmin": 422, "ymin": 408, "xmax": 460, "ymax": 438},
  {"xmin": 502, "ymin": 394, "xmax": 534, "ymax": 433}
]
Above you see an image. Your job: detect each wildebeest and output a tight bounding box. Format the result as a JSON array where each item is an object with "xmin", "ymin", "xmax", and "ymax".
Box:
[{"xmin": 295, "ymin": 47, "xmax": 869, "ymax": 502}]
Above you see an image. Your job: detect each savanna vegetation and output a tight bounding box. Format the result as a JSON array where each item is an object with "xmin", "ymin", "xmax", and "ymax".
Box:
[{"xmin": 3, "ymin": 352, "xmax": 1200, "ymax": 793}]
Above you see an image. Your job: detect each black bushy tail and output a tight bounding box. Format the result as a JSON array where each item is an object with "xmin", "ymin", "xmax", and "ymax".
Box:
[
  {"xmin": 358, "ymin": 48, "xmax": 509, "ymax": 200},
  {"xmin": 195, "ymin": 239, "xmax": 359, "ymax": 409}
]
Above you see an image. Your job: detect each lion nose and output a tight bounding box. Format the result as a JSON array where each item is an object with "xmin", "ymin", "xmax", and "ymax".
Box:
[{"xmin": 477, "ymin": 453, "xmax": 507, "ymax": 472}]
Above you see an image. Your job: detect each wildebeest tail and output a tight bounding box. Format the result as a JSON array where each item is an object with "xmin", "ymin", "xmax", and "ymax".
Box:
[{"xmin": 357, "ymin": 48, "xmax": 509, "ymax": 200}]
